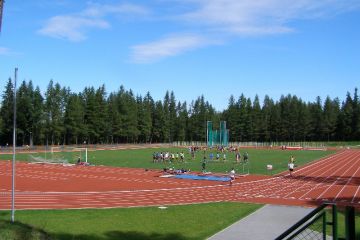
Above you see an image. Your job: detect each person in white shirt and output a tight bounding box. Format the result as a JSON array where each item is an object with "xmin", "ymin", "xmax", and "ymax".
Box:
[
  {"xmin": 288, "ymin": 161, "xmax": 295, "ymax": 176},
  {"xmin": 229, "ymin": 168, "xmax": 235, "ymax": 185}
]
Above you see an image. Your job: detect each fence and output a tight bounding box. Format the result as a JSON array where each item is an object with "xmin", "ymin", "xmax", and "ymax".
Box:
[{"xmin": 276, "ymin": 203, "xmax": 357, "ymax": 240}]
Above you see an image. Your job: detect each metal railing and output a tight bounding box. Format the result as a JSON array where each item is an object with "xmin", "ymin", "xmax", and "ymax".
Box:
[
  {"xmin": 276, "ymin": 203, "xmax": 357, "ymax": 240},
  {"xmin": 275, "ymin": 203, "xmax": 337, "ymax": 240}
]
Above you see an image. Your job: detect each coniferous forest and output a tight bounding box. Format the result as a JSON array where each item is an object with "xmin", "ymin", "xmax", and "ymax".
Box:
[{"xmin": 0, "ymin": 78, "xmax": 359, "ymax": 146}]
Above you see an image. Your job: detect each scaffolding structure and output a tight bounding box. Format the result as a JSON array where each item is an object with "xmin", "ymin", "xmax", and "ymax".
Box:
[{"xmin": 207, "ymin": 121, "xmax": 229, "ymax": 147}]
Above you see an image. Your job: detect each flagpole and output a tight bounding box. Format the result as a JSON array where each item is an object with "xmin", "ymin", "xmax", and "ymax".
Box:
[{"xmin": 11, "ymin": 67, "xmax": 17, "ymax": 222}]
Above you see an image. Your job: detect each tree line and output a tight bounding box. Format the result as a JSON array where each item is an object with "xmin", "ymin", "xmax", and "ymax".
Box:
[{"xmin": 0, "ymin": 78, "xmax": 359, "ymax": 146}]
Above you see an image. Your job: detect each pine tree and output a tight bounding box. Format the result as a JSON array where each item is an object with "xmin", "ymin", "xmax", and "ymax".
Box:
[
  {"xmin": 16, "ymin": 81, "xmax": 32, "ymax": 145},
  {"xmin": 64, "ymin": 93, "xmax": 84, "ymax": 144},
  {"xmin": 252, "ymin": 95, "xmax": 262, "ymax": 141},
  {"xmin": 83, "ymin": 87, "xmax": 97, "ymax": 144},
  {"xmin": 162, "ymin": 91, "xmax": 171, "ymax": 142},
  {"xmin": 337, "ymin": 93, "xmax": 353, "ymax": 140},
  {"xmin": 323, "ymin": 96, "xmax": 340, "ymax": 141},
  {"xmin": 175, "ymin": 101, "xmax": 188, "ymax": 141},
  {"xmin": 298, "ymin": 101, "xmax": 311, "ymax": 142},
  {"xmin": 31, "ymin": 86, "xmax": 44, "ymax": 145},
  {"xmin": 142, "ymin": 92, "xmax": 153, "ymax": 143},
  {"xmin": 0, "ymin": 117, "xmax": 3, "ymax": 139},
  {"xmin": 44, "ymin": 81, "xmax": 67, "ymax": 145},
  {"xmin": 152, "ymin": 101, "xmax": 165, "ymax": 142},
  {"xmin": 270, "ymin": 101, "xmax": 281, "ymax": 142},
  {"xmin": 107, "ymin": 92, "xmax": 122, "ymax": 143},
  {"xmin": 169, "ymin": 91, "xmax": 177, "ymax": 142},
  {"xmin": 94, "ymin": 85, "xmax": 108, "ymax": 143},
  {"xmin": 279, "ymin": 95, "xmax": 291, "ymax": 141},
  {"xmin": 352, "ymin": 88, "xmax": 360, "ymax": 139},
  {"xmin": 225, "ymin": 95, "xmax": 239, "ymax": 142},
  {"xmin": 237, "ymin": 94, "xmax": 247, "ymax": 141},
  {"xmin": 137, "ymin": 95, "xmax": 152, "ymax": 143},
  {"xmin": 0, "ymin": 79, "xmax": 14, "ymax": 145},
  {"xmin": 262, "ymin": 95, "xmax": 274, "ymax": 142}
]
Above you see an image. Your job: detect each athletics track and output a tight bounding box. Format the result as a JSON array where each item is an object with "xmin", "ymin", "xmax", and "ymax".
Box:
[{"xmin": 0, "ymin": 149, "xmax": 360, "ymax": 210}]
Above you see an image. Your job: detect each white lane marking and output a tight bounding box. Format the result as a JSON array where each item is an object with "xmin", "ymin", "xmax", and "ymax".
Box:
[{"xmin": 315, "ymin": 151, "xmax": 360, "ymax": 200}]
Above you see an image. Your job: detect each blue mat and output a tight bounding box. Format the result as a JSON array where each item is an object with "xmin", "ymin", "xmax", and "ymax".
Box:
[{"xmin": 174, "ymin": 174, "xmax": 231, "ymax": 182}]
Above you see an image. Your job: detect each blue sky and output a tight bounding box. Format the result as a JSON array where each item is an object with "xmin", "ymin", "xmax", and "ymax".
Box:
[{"xmin": 0, "ymin": 0, "xmax": 359, "ymax": 110}]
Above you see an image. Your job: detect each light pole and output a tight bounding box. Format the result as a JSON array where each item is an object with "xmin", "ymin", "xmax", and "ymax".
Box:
[{"xmin": 11, "ymin": 67, "xmax": 17, "ymax": 223}]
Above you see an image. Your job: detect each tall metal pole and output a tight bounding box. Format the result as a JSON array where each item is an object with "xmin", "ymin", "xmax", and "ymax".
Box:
[
  {"xmin": 0, "ymin": 0, "xmax": 5, "ymax": 33},
  {"xmin": 11, "ymin": 67, "xmax": 17, "ymax": 223}
]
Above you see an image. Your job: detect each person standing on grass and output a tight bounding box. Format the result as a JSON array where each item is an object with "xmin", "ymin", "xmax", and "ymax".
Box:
[
  {"xmin": 288, "ymin": 160, "xmax": 295, "ymax": 176},
  {"xmin": 229, "ymin": 168, "xmax": 235, "ymax": 186},
  {"xmin": 152, "ymin": 152, "xmax": 156, "ymax": 163},
  {"xmin": 202, "ymin": 156, "xmax": 207, "ymax": 173},
  {"xmin": 235, "ymin": 152, "xmax": 241, "ymax": 163},
  {"xmin": 191, "ymin": 149, "xmax": 195, "ymax": 160},
  {"xmin": 180, "ymin": 151, "xmax": 184, "ymax": 161},
  {"xmin": 243, "ymin": 152, "xmax": 249, "ymax": 163}
]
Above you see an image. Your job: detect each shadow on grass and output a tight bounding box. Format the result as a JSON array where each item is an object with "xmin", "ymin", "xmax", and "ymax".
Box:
[
  {"xmin": 0, "ymin": 220, "xmax": 50, "ymax": 240},
  {"xmin": 53, "ymin": 231, "xmax": 189, "ymax": 240},
  {"xmin": 0, "ymin": 220, "xmax": 190, "ymax": 240}
]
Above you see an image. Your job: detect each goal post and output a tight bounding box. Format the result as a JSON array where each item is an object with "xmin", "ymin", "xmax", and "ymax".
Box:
[
  {"xmin": 72, "ymin": 147, "xmax": 88, "ymax": 163},
  {"xmin": 50, "ymin": 146, "xmax": 88, "ymax": 164}
]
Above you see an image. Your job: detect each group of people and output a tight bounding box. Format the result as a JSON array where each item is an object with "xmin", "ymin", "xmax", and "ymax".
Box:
[
  {"xmin": 163, "ymin": 167, "xmax": 190, "ymax": 174},
  {"xmin": 210, "ymin": 145, "xmax": 243, "ymax": 153},
  {"xmin": 206, "ymin": 151, "xmax": 248, "ymax": 163},
  {"xmin": 235, "ymin": 151, "xmax": 249, "ymax": 163},
  {"xmin": 208, "ymin": 152, "xmax": 226, "ymax": 161},
  {"xmin": 152, "ymin": 151, "xmax": 185, "ymax": 163}
]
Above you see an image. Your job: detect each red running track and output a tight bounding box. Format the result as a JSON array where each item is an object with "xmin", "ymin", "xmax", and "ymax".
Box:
[{"xmin": 0, "ymin": 149, "xmax": 360, "ymax": 210}]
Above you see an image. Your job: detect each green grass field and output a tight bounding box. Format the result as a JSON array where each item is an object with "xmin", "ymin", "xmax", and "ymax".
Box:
[
  {"xmin": 0, "ymin": 202, "xmax": 262, "ymax": 240},
  {"xmin": 1, "ymin": 203, "xmax": 359, "ymax": 240},
  {"xmin": 331, "ymin": 210, "xmax": 360, "ymax": 239},
  {"xmin": 0, "ymin": 147, "xmax": 335, "ymax": 175},
  {"xmin": 309, "ymin": 209, "xmax": 360, "ymax": 239}
]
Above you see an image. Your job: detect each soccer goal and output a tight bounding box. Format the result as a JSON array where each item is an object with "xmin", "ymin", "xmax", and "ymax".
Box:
[{"xmin": 49, "ymin": 146, "xmax": 88, "ymax": 164}]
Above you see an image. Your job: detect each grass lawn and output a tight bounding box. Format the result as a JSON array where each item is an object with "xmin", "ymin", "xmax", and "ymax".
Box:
[
  {"xmin": 328, "ymin": 210, "xmax": 360, "ymax": 239},
  {"xmin": 0, "ymin": 202, "xmax": 262, "ymax": 240},
  {"xmin": 0, "ymin": 147, "xmax": 335, "ymax": 175}
]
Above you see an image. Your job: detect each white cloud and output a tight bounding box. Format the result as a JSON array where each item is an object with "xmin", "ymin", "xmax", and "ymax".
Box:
[
  {"xmin": 180, "ymin": 0, "xmax": 360, "ymax": 36},
  {"xmin": 130, "ymin": 0, "xmax": 360, "ymax": 63},
  {"xmin": 82, "ymin": 3, "xmax": 149, "ymax": 17},
  {"xmin": 38, "ymin": 3, "xmax": 149, "ymax": 42},
  {"xmin": 0, "ymin": 47, "xmax": 11, "ymax": 55},
  {"xmin": 38, "ymin": 16, "xmax": 109, "ymax": 41},
  {"xmin": 0, "ymin": 47, "xmax": 19, "ymax": 56},
  {"xmin": 131, "ymin": 34, "xmax": 211, "ymax": 63}
]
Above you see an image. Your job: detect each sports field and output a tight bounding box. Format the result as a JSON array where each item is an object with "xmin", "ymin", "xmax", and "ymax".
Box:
[
  {"xmin": 0, "ymin": 146, "xmax": 335, "ymax": 175},
  {"xmin": 1, "ymin": 146, "xmax": 360, "ymax": 239}
]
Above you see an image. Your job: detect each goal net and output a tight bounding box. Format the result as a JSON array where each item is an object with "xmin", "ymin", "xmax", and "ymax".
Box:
[
  {"xmin": 51, "ymin": 147, "xmax": 88, "ymax": 164},
  {"xmin": 29, "ymin": 146, "xmax": 88, "ymax": 165}
]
